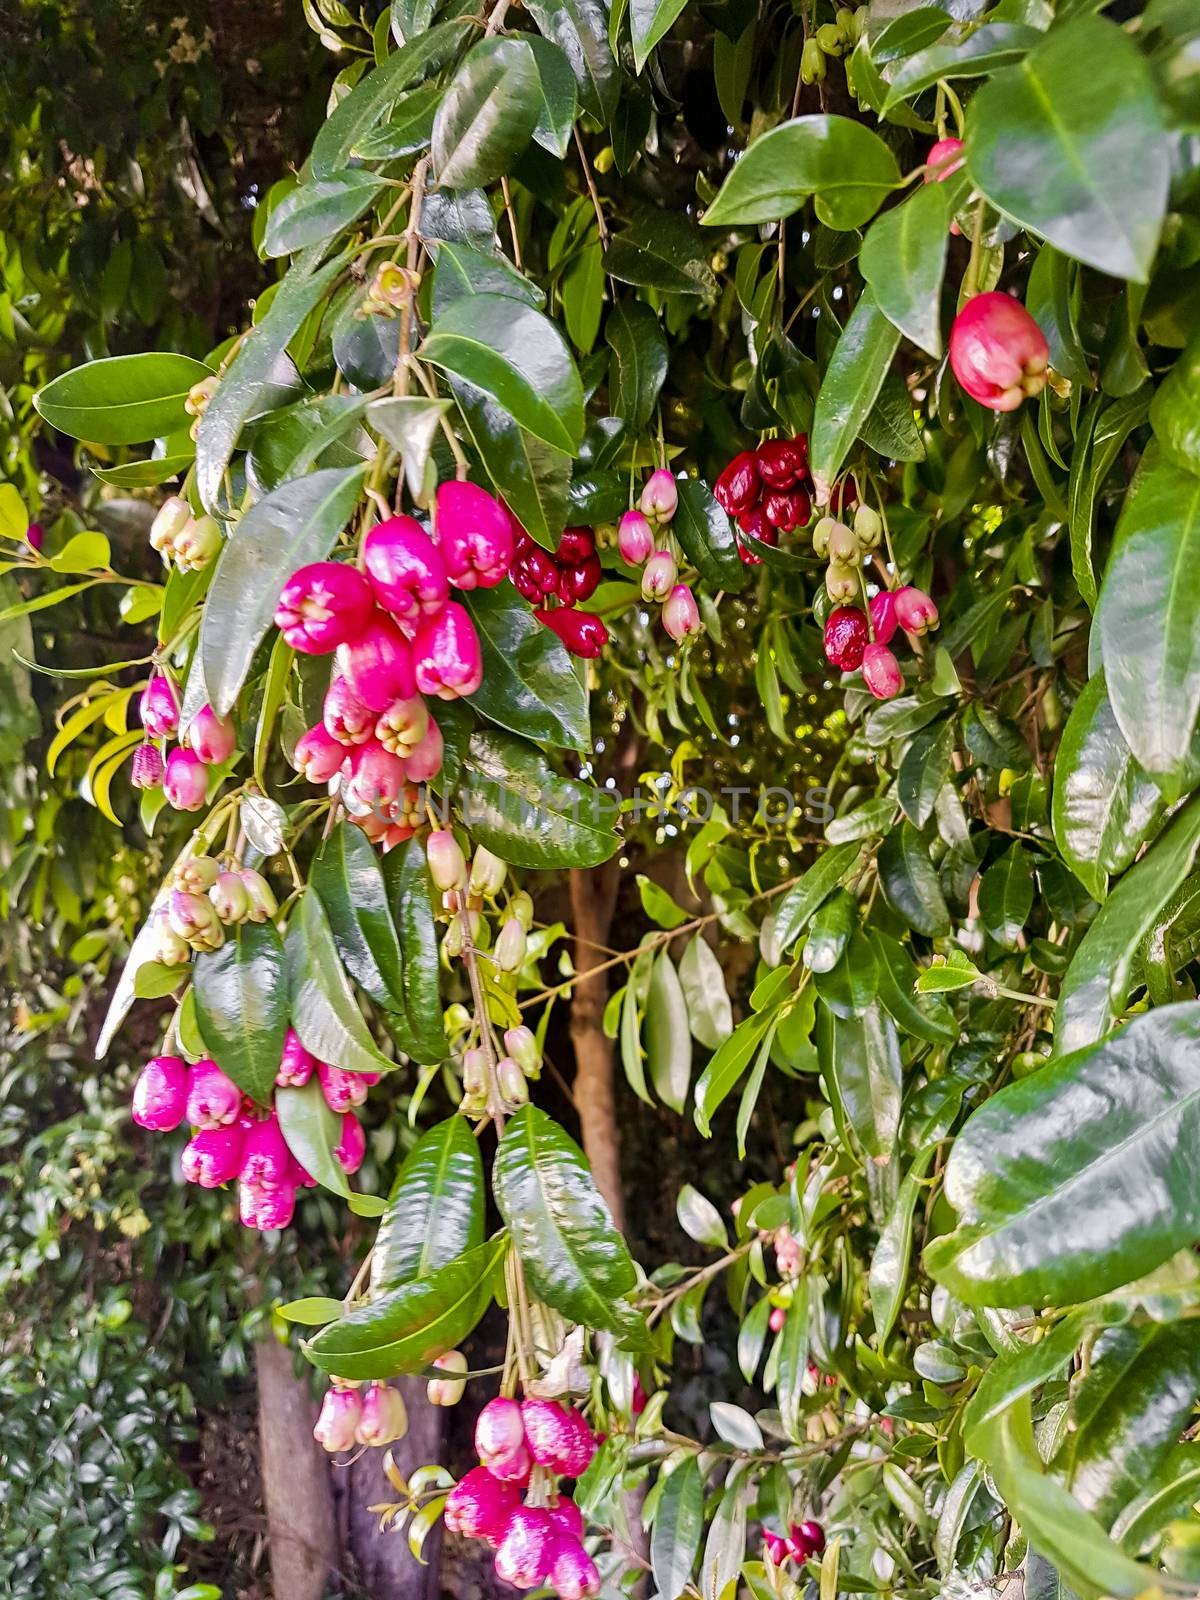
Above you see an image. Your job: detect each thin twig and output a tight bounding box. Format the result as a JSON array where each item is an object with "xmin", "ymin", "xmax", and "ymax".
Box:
[{"xmin": 573, "ymin": 125, "xmax": 609, "ymax": 249}]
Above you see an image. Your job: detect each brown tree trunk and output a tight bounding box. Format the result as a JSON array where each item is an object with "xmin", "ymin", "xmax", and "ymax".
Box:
[
  {"xmin": 568, "ymin": 860, "xmax": 625, "ymax": 1227},
  {"xmin": 254, "ymin": 1339, "xmax": 337, "ymax": 1600},
  {"xmin": 340, "ymin": 1377, "xmax": 445, "ymax": 1600}
]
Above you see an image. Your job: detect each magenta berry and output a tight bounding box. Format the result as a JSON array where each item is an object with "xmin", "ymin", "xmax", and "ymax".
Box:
[
  {"xmin": 714, "ymin": 450, "xmax": 761, "ymax": 517},
  {"xmin": 186, "ymin": 1059, "xmax": 242, "ymax": 1128},
  {"xmin": 335, "ymin": 1111, "xmax": 366, "ymax": 1174},
  {"xmin": 313, "ymin": 1386, "xmax": 363, "ymax": 1453},
  {"xmin": 436, "ymin": 480, "xmax": 515, "ymax": 590},
  {"xmin": 187, "ymin": 703, "xmax": 236, "ymax": 765},
  {"xmin": 869, "ymin": 590, "xmax": 898, "ymax": 646},
  {"xmin": 276, "ymin": 561, "xmax": 374, "ymax": 654},
  {"xmin": 791, "ymin": 1519, "xmax": 826, "ymax": 1559},
  {"xmin": 130, "ymin": 742, "xmax": 164, "ymax": 791},
  {"xmin": 240, "ymin": 1113, "xmax": 292, "ymax": 1189},
  {"xmin": 475, "ymin": 1396, "xmax": 526, "ymax": 1465},
  {"xmin": 763, "ymin": 488, "xmax": 811, "ymax": 531},
  {"xmin": 412, "ymin": 601, "xmax": 483, "ymax": 700},
  {"xmin": 617, "ymin": 510, "xmax": 654, "ymax": 565},
  {"xmin": 893, "ymin": 585, "xmax": 939, "ymax": 636},
  {"xmin": 546, "ymin": 1536, "xmax": 601, "ymax": 1600},
  {"xmin": 239, "ymin": 1176, "xmax": 297, "ymax": 1230},
  {"xmin": 374, "ymin": 696, "xmax": 429, "ymax": 757},
  {"xmin": 277, "ymin": 1027, "xmax": 317, "ymax": 1088},
  {"xmin": 163, "ymin": 747, "xmax": 208, "ymax": 811},
  {"xmin": 25, "ymin": 521, "xmax": 44, "ymax": 552},
  {"xmin": 293, "ymin": 722, "xmax": 349, "ymax": 782},
  {"xmin": 318, "ymin": 1060, "xmax": 369, "ymax": 1113},
  {"xmin": 444, "ymin": 1465, "xmax": 521, "ymax": 1540},
  {"xmin": 182, "ymin": 1125, "xmax": 246, "ymax": 1188},
  {"xmin": 362, "ymin": 515, "xmax": 449, "ymax": 627},
  {"xmin": 949, "ymin": 292, "xmax": 1049, "ymax": 413},
  {"xmin": 535, "ymin": 608, "xmax": 608, "ymax": 659},
  {"xmin": 494, "ymin": 1506, "xmax": 554, "ymax": 1589},
  {"xmin": 336, "ymin": 613, "xmax": 417, "ymax": 713},
  {"xmin": 756, "ymin": 436, "xmax": 806, "ymax": 490},
  {"xmin": 769, "ymin": 1305, "xmax": 786, "ymax": 1333},
  {"xmin": 139, "ymin": 673, "xmax": 179, "ymax": 739},
  {"xmin": 824, "ymin": 607, "xmax": 869, "ymax": 671},
  {"xmin": 558, "ymin": 554, "xmax": 602, "ymax": 607},
  {"xmin": 404, "ymin": 716, "xmax": 443, "ymax": 783},
  {"xmin": 343, "ymin": 740, "xmax": 408, "ymax": 818},
  {"xmin": 556, "ymin": 526, "xmax": 596, "ymax": 567},
  {"xmin": 925, "ymin": 136, "xmax": 965, "ymax": 183},
  {"xmin": 131, "ymin": 1055, "xmax": 189, "ymax": 1131},
  {"xmin": 548, "ymin": 1497, "xmax": 584, "ymax": 1541},
  {"xmin": 357, "ymin": 1381, "xmax": 408, "ymax": 1446},
  {"xmin": 323, "ymin": 675, "xmax": 376, "ymax": 747},
  {"xmin": 862, "ymin": 642, "xmax": 903, "ymax": 700}
]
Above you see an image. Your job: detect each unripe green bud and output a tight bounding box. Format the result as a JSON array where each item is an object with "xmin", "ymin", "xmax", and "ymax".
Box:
[
  {"xmin": 494, "ymin": 918, "xmax": 527, "ymax": 973},
  {"xmin": 152, "ymin": 915, "xmax": 191, "ymax": 968},
  {"xmin": 468, "ymin": 846, "xmax": 508, "ymax": 898},
  {"xmin": 853, "ymin": 505, "xmax": 883, "ymax": 549},
  {"xmin": 174, "ymin": 514, "xmax": 222, "ymax": 572},
  {"xmin": 210, "ymin": 870, "xmax": 251, "ymax": 924},
  {"xmin": 176, "ymin": 855, "xmax": 220, "ymax": 893},
  {"xmin": 149, "ymin": 496, "xmax": 192, "ymax": 555},
  {"xmin": 503, "ymin": 1025, "xmax": 541, "ymax": 1076},
  {"xmin": 508, "ymin": 890, "xmax": 534, "ymax": 930},
  {"xmin": 828, "ymin": 521, "xmax": 860, "ymax": 567},
  {"xmin": 815, "ymin": 21, "xmax": 843, "ymax": 54},
  {"xmin": 825, "ymin": 560, "xmax": 858, "ymax": 603},
  {"xmin": 836, "ymin": 6, "xmax": 860, "ymax": 42},
  {"xmin": 801, "ymin": 37, "xmax": 826, "ymax": 82},
  {"xmin": 462, "ymin": 1046, "xmax": 487, "ymax": 1099},
  {"xmin": 812, "ymin": 516, "xmax": 837, "ymax": 558},
  {"xmin": 497, "ymin": 1056, "xmax": 529, "ymax": 1106},
  {"xmin": 238, "ymin": 869, "xmax": 277, "ymax": 922}
]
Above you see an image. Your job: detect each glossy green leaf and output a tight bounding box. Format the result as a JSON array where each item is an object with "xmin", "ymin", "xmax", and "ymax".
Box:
[
  {"xmin": 433, "ymin": 241, "xmax": 542, "ymax": 318},
  {"xmin": 432, "ymin": 38, "xmax": 541, "ymax": 189},
  {"xmin": 773, "ymin": 841, "xmax": 863, "ymax": 953},
  {"xmin": 978, "ymin": 845, "xmax": 1033, "ymax": 949},
  {"xmin": 262, "ymin": 170, "xmax": 385, "ymax": 258},
  {"xmin": 810, "ymin": 291, "xmax": 901, "ymax": 499},
  {"xmin": 452, "ymin": 376, "xmax": 571, "ymax": 552},
  {"xmin": 1094, "ymin": 452, "xmax": 1200, "ymax": 798},
  {"xmin": 422, "ymin": 294, "xmax": 584, "ymax": 454},
  {"xmin": 965, "ymin": 17, "xmax": 1169, "ymax": 282},
  {"xmin": 605, "ymin": 300, "xmax": 668, "ymax": 434},
  {"xmin": 877, "ymin": 821, "xmax": 950, "ymax": 938},
  {"xmin": 525, "ymin": 0, "xmax": 618, "ymax": 124},
  {"xmin": 193, "ymin": 922, "xmax": 289, "ymax": 1106},
  {"xmin": 777, "ymin": 1278, "xmax": 810, "ymax": 1442},
  {"xmin": 962, "ymin": 1307, "xmax": 1103, "ymax": 1451},
  {"xmin": 693, "ymin": 1006, "xmax": 778, "ymax": 1137},
  {"xmin": 605, "ymin": 208, "xmax": 717, "ymax": 297},
  {"xmin": 629, "ymin": 0, "xmax": 687, "ymax": 72},
  {"xmin": 650, "ymin": 1455, "xmax": 703, "ymax": 1600},
  {"xmin": 35, "ymin": 353, "xmax": 213, "ymax": 444},
  {"xmin": 803, "ymin": 888, "xmax": 855, "ymax": 974},
  {"xmin": 1058, "ymin": 798, "xmax": 1200, "ymax": 1052},
  {"xmin": 305, "ymin": 1236, "xmax": 506, "ymax": 1380},
  {"xmin": 678, "ymin": 932, "xmax": 732, "ymax": 1050},
  {"xmin": 870, "ymin": 931, "xmax": 957, "ymax": 1043},
  {"xmin": 371, "ymin": 1115, "xmax": 484, "ymax": 1289},
  {"xmin": 860, "ymin": 182, "xmax": 950, "ymax": 358},
  {"xmin": 351, "ymin": 83, "xmax": 442, "ymax": 160},
  {"xmin": 883, "ymin": 23, "xmax": 1041, "ymax": 109},
  {"xmin": 381, "ymin": 836, "xmax": 448, "ymax": 1065},
  {"xmin": 369, "ymin": 395, "xmax": 452, "ymax": 501},
  {"xmin": 897, "ymin": 720, "xmax": 956, "ymax": 829},
  {"xmin": 1111, "ymin": 1445, "xmax": 1200, "ymax": 1554},
  {"xmin": 493, "ymin": 1106, "xmax": 651, "ymax": 1350},
  {"xmin": 1052, "ymin": 670, "xmax": 1165, "ymax": 902},
  {"xmin": 1150, "ymin": 329, "xmax": 1200, "ymax": 477},
  {"xmin": 311, "ymin": 822, "xmax": 407, "ymax": 1015},
  {"xmin": 1068, "ymin": 391, "xmax": 1150, "ymax": 610},
  {"xmin": 277, "ymin": 1078, "xmax": 382, "ymax": 1216},
  {"xmin": 457, "ymin": 729, "xmax": 619, "ymax": 870},
  {"xmin": 462, "ymin": 584, "xmax": 590, "ymax": 751},
  {"xmin": 286, "ymin": 888, "xmax": 395, "ymax": 1077},
  {"xmin": 526, "ymin": 35, "xmax": 578, "ymax": 156},
  {"xmin": 672, "ymin": 478, "xmax": 745, "ymax": 592},
  {"xmin": 676, "ymin": 1183, "xmax": 728, "ymax": 1250},
  {"xmin": 645, "ymin": 952, "xmax": 691, "ymax": 1114},
  {"xmin": 702, "ymin": 116, "xmax": 900, "ymax": 232},
  {"xmin": 823, "ymin": 1000, "xmax": 902, "ymax": 1164},
  {"xmin": 926, "ymin": 1005, "xmax": 1200, "ymax": 1305},
  {"xmin": 199, "ymin": 466, "xmax": 365, "ymax": 717}
]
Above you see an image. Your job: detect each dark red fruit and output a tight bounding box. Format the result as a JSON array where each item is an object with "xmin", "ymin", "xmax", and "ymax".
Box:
[
  {"xmin": 512, "ymin": 566, "xmax": 542, "ymax": 602},
  {"xmin": 714, "ymin": 450, "xmax": 761, "ymax": 517},
  {"xmin": 756, "ymin": 437, "xmax": 805, "ymax": 490},
  {"xmin": 556, "ymin": 527, "xmax": 596, "ymax": 567},
  {"xmin": 824, "ymin": 606, "xmax": 869, "ymax": 670},
  {"xmin": 536, "ymin": 607, "xmax": 609, "ymax": 658},
  {"xmin": 512, "ymin": 546, "xmax": 561, "ymax": 596},
  {"xmin": 790, "ymin": 1521, "xmax": 826, "ymax": 1559},
  {"xmin": 764, "ymin": 490, "xmax": 811, "ymax": 532},
  {"xmin": 736, "ymin": 506, "xmax": 778, "ymax": 566},
  {"xmin": 829, "ymin": 480, "xmax": 857, "ymax": 515},
  {"xmin": 559, "ymin": 555, "xmax": 602, "ymax": 606}
]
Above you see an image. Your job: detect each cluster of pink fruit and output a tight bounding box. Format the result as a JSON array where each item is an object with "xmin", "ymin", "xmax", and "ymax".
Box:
[
  {"xmin": 763, "ymin": 1519, "xmax": 827, "ymax": 1568},
  {"xmin": 509, "ymin": 523, "xmax": 609, "ymax": 660},
  {"xmin": 823, "ymin": 583, "xmax": 939, "ymax": 701},
  {"xmin": 313, "ymin": 1379, "xmax": 409, "ymax": 1452},
  {"xmin": 130, "ymin": 673, "xmax": 237, "ymax": 812},
  {"xmin": 130, "ymin": 1025, "xmax": 371, "ymax": 1232},
  {"xmin": 616, "ymin": 469, "xmax": 702, "ymax": 643},
  {"xmin": 278, "ymin": 479, "xmax": 510, "ymax": 850},
  {"xmin": 713, "ymin": 433, "xmax": 826, "ymax": 564},
  {"xmin": 443, "ymin": 1396, "xmax": 600, "ymax": 1597}
]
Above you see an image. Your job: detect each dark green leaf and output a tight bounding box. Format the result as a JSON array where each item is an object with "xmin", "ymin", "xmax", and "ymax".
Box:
[
  {"xmin": 311, "ymin": 822, "xmax": 407, "ymax": 1015},
  {"xmin": 777, "ymin": 1279, "xmax": 810, "ymax": 1441},
  {"xmin": 351, "ymin": 83, "xmax": 442, "ymax": 160},
  {"xmin": 193, "ymin": 923, "xmax": 289, "ymax": 1106},
  {"xmin": 286, "ymin": 888, "xmax": 395, "ymax": 1077},
  {"xmin": 629, "ymin": 0, "xmax": 688, "ymax": 72},
  {"xmin": 870, "ymin": 931, "xmax": 958, "ymax": 1043},
  {"xmin": 678, "ymin": 933, "xmax": 733, "ymax": 1050},
  {"xmin": 645, "ymin": 952, "xmax": 691, "ymax": 1114},
  {"xmin": 693, "ymin": 1006, "xmax": 778, "ymax": 1136},
  {"xmin": 433, "ymin": 240, "xmax": 543, "ymax": 319},
  {"xmin": 525, "ymin": 0, "xmax": 618, "ymax": 123},
  {"xmin": 605, "ymin": 300, "xmax": 668, "ymax": 434},
  {"xmin": 810, "ymin": 291, "xmax": 901, "ymax": 497},
  {"xmin": 672, "ymin": 479, "xmax": 745, "ymax": 592},
  {"xmin": 824, "ymin": 1000, "xmax": 902, "ymax": 1163},
  {"xmin": 381, "ymin": 836, "xmax": 448, "ymax": 1065},
  {"xmin": 702, "ymin": 115, "xmax": 900, "ymax": 232},
  {"xmin": 526, "ymin": 36, "xmax": 578, "ymax": 156},
  {"xmin": 606, "ymin": 208, "xmax": 717, "ymax": 297},
  {"xmin": 978, "ymin": 844, "xmax": 1033, "ymax": 949},
  {"xmin": 650, "ymin": 1455, "xmax": 703, "ymax": 1600},
  {"xmin": 262, "ymin": 171, "xmax": 385, "ymax": 258},
  {"xmin": 860, "ymin": 182, "xmax": 951, "ymax": 358},
  {"xmin": 773, "ymin": 841, "xmax": 864, "ymax": 952},
  {"xmin": 372, "ymin": 1115, "xmax": 485, "ymax": 1289},
  {"xmin": 36, "ymin": 353, "xmax": 213, "ymax": 445},
  {"xmin": 462, "ymin": 584, "xmax": 590, "ymax": 751},
  {"xmin": 877, "ymin": 822, "xmax": 951, "ymax": 937},
  {"xmin": 898, "ymin": 720, "xmax": 955, "ymax": 828},
  {"xmin": 884, "ymin": 23, "xmax": 1041, "ymax": 109},
  {"xmin": 452, "ymin": 376, "xmax": 571, "ymax": 552},
  {"xmin": 456, "ymin": 729, "xmax": 619, "ymax": 870},
  {"xmin": 493, "ymin": 1106, "xmax": 651, "ymax": 1349},
  {"xmin": 277, "ymin": 1077, "xmax": 382, "ymax": 1215},
  {"xmin": 432, "ymin": 38, "xmax": 541, "ymax": 189}
]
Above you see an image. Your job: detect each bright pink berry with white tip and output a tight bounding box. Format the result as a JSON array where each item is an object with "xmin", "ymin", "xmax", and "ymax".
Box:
[
  {"xmin": 337, "ymin": 613, "xmax": 417, "ymax": 713},
  {"xmin": 323, "ymin": 675, "xmax": 376, "ymax": 747},
  {"xmin": 132, "ymin": 1055, "xmax": 189, "ymax": 1131},
  {"xmin": 769, "ymin": 1306, "xmax": 787, "ymax": 1333},
  {"xmin": 436, "ymin": 480, "xmax": 515, "ymax": 590},
  {"xmin": 131, "ymin": 742, "xmax": 164, "ymax": 790},
  {"xmin": 893, "ymin": 585, "xmax": 939, "ymax": 636},
  {"xmin": 186, "ymin": 1059, "xmax": 242, "ymax": 1128},
  {"xmin": 182, "ymin": 1125, "xmax": 246, "ymax": 1187},
  {"xmin": 522, "ymin": 1399, "xmax": 596, "ymax": 1477},
  {"xmin": 413, "ymin": 602, "xmax": 483, "ymax": 700},
  {"xmin": 617, "ymin": 510, "xmax": 654, "ymax": 566},
  {"xmin": 926, "ymin": 136, "xmax": 965, "ymax": 182},
  {"xmin": 293, "ymin": 722, "xmax": 349, "ymax": 782},
  {"xmin": 547, "ymin": 1537, "xmax": 601, "ymax": 1600},
  {"xmin": 163, "ymin": 747, "xmax": 208, "ymax": 811},
  {"xmin": 475, "ymin": 1396, "xmax": 526, "ymax": 1465},
  {"xmin": 239, "ymin": 1175, "xmax": 296, "ymax": 1230},
  {"xmin": 343, "ymin": 740, "xmax": 408, "ymax": 818},
  {"xmin": 495, "ymin": 1507, "xmax": 554, "ymax": 1589},
  {"xmin": 139, "ymin": 673, "xmax": 179, "ymax": 738},
  {"xmin": 277, "ymin": 1027, "xmax": 317, "ymax": 1088},
  {"xmin": 187, "ymin": 704, "xmax": 236, "ymax": 765},
  {"xmin": 444, "ymin": 1466, "xmax": 522, "ymax": 1540},
  {"xmin": 362, "ymin": 516, "xmax": 449, "ymax": 628},
  {"xmin": 949, "ymin": 292, "xmax": 1049, "ymax": 413},
  {"xmin": 240, "ymin": 1113, "xmax": 292, "ymax": 1189},
  {"xmin": 357, "ymin": 1381, "xmax": 408, "ymax": 1446},
  {"xmin": 276, "ymin": 562, "xmax": 374, "ymax": 654},
  {"xmin": 335, "ymin": 1111, "xmax": 366, "ymax": 1174},
  {"xmin": 641, "ymin": 550, "xmax": 676, "ymax": 601},
  {"xmin": 404, "ymin": 716, "xmax": 443, "ymax": 783},
  {"xmin": 639, "ymin": 469, "xmax": 678, "ymax": 523},
  {"xmin": 862, "ymin": 642, "xmax": 903, "ymax": 700},
  {"xmin": 313, "ymin": 1386, "xmax": 363, "ymax": 1453},
  {"xmin": 869, "ymin": 590, "xmax": 898, "ymax": 646},
  {"xmin": 662, "ymin": 584, "xmax": 701, "ymax": 643},
  {"xmin": 318, "ymin": 1060, "xmax": 370, "ymax": 1113},
  {"xmin": 548, "ymin": 1498, "xmax": 584, "ymax": 1541},
  {"xmin": 375, "ymin": 697, "xmax": 429, "ymax": 758}
]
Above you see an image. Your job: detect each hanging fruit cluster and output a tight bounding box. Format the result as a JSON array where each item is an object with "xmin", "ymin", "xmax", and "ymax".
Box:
[
  {"xmin": 509, "ymin": 522, "xmax": 609, "ymax": 659},
  {"xmin": 713, "ymin": 434, "xmax": 823, "ymax": 564},
  {"xmin": 616, "ymin": 469, "xmax": 702, "ymax": 642}
]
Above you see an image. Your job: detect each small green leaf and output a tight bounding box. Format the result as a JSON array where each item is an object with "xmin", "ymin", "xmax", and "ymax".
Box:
[
  {"xmin": 286, "ymin": 889, "xmax": 395, "ymax": 1077},
  {"xmin": 432, "ymin": 38, "xmax": 542, "ymax": 189},
  {"xmin": 193, "ymin": 922, "xmax": 289, "ymax": 1106},
  {"xmin": 646, "ymin": 953, "xmax": 691, "ymax": 1113},
  {"xmin": 35, "ymin": 353, "xmax": 213, "ymax": 445},
  {"xmin": 262, "ymin": 171, "xmax": 385, "ymax": 258},
  {"xmin": 810, "ymin": 291, "xmax": 901, "ymax": 498},
  {"xmin": 703, "ymin": 115, "xmax": 900, "ymax": 232},
  {"xmin": 372, "ymin": 1115, "xmax": 485, "ymax": 1289}
]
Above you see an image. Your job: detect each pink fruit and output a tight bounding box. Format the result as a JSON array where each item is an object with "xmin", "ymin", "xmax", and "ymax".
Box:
[
  {"xmin": 475, "ymin": 1396, "xmax": 526, "ymax": 1464},
  {"xmin": 869, "ymin": 590, "xmax": 898, "ymax": 646},
  {"xmin": 412, "ymin": 602, "xmax": 483, "ymax": 700},
  {"xmin": 444, "ymin": 1465, "xmax": 522, "ymax": 1540},
  {"xmin": 335, "ymin": 1111, "xmax": 366, "ymax": 1174},
  {"xmin": 404, "ymin": 715, "xmax": 443, "ymax": 783},
  {"xmin": 426, "ymin": 829, "xmax": 467, "ymax": 891},
  {"xmin": 617, "ymin": 510, "xmax": 655, "ymax": 565},
  {"xmin": 131, "ymin": 1054, "xmax": 189, "ymax": 1131},
  {"xmin": 186, "ymin": 1059, "xmax": 242, "ymax": 1128},
  {"xmin": 357, "ymin": 1381, "xmax": 408, "ymax": 1446},
  {"xmin": 163, "ymin": 747, "xmax": 208, "ymax": 811},
  {"xmin": 641, "ymin": 550, "xmax": 676, "ymax": 601},
  {"xmin": 182, "ymin": 1125, "xmax": 246, "ymax": 1187},
  {"xmin": 362, "ymin": 515, "xmax": 449, "ymax": 627},
  {"xmin": 558, "ymin": 554, "xmax": 602, "ymax": 607},
  {"xmin": 824, "ymin": 607, "xmax": 869, "ymax": 671},
  {"xmin": 926, "ymin": 136, "xmax": 965, "ymax": 183},
  {"xmin": 556, "ymin": 527, "xmax": 596, "ymax": 567},
  {"xmin": 436, "ymin": 481, "xmax": 514, "ymax": 590},
  {"xmin": 764, "ymin": 1532, "xmax": 790, "ymax": 1565},
  {"xmin": 276, "ymin": 562, "xmax": 375, "ymax": 654},
  {"xmin": 374, "ymin": 696, "xmax": 429, "ymax": 758},
  {"xmin": 639, "ymin": 469, "xmax": 678, "ymax": 524},
  {"xmin": 318, "ymin": 1060, "xmax": 371, "ymax": 1113},
  {"xmin": 313, "ymin": 1386, "xmax": 363, "ymax": 1453},
  {"xmin": 323, "ymin": 675, "xmax": 376, "ymax": 746},
  {"xmin": 494, "ymin": 1507, "xmax": 554, "ymax": 1589},
  {"xmin": 548, "ymin": 1497, "xmax": 584, "ymax": 1541},
  {"xmin": 791, "ymin": 1519, "xmax": 826, "ymax": 1559},
  {"xmin": 130, "ymin": 742, "xmax": 164, "ymax": 790},
  {"xmin": 769, "ymin": 1306, "xmax": 786, "ymax": 1333},
  {"xmin": 546, "ymin": 1536, "xmax": 601, "ymax": 1600},
  {"xmin": 239, "ymin": 1176, "xmax": 297, "ymax": 1230},
  {"xmin": 25, "ymin": 521, "xmax": 45, "ymax": 552},
  {"xmin": 662, "ymin": 584, "xmax": 701, "ymax": 643},
  {"xmin": 949, "ymin": 292, "xmax": 1049, "ymax": 412},
  {"xmin": 893, "ymin": 585, "xmax": 939, "ymax": 636},
  {"xmin": 714, "ymin": 450, "xmax": 762, "ymax": 516},
  {"xmin": 187, "ymin": 704, "xmax": 236, "ymax": 765},
  {"xmin": 336, "ymin": 613, "xmax": 417, "ymax": 713},
  {"xmin": 535, "ymin": 607, "xmax": 608, "ymax": 659},
  {"xmin": 862, "ymin": 642, "xmax": 903, "ymax": 700},
  {"xmin": 756, "ymin": 436, "xmax": 807, "ymax": 490},
  {"xmin": 139, "ymin": 673, "xmax": 179, "ymax": 738},
  {"xmin": 521, "ymin": 1399, "xmax": 576, "ymax": 1471},
  {"xmin": 343, "ymin": 740, "xmax": 408, "ymax": 817},
  {"xmin": 277, "ymin": 1027, "xmax": 317, "ymax": 1088},
  {"xmin": 239, "ymin": 1113, "xmax": 292, "ymax": 1189},
  {"xmin": 293, "ymin": 722, "xmax": 349, "ymax": 782}
]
